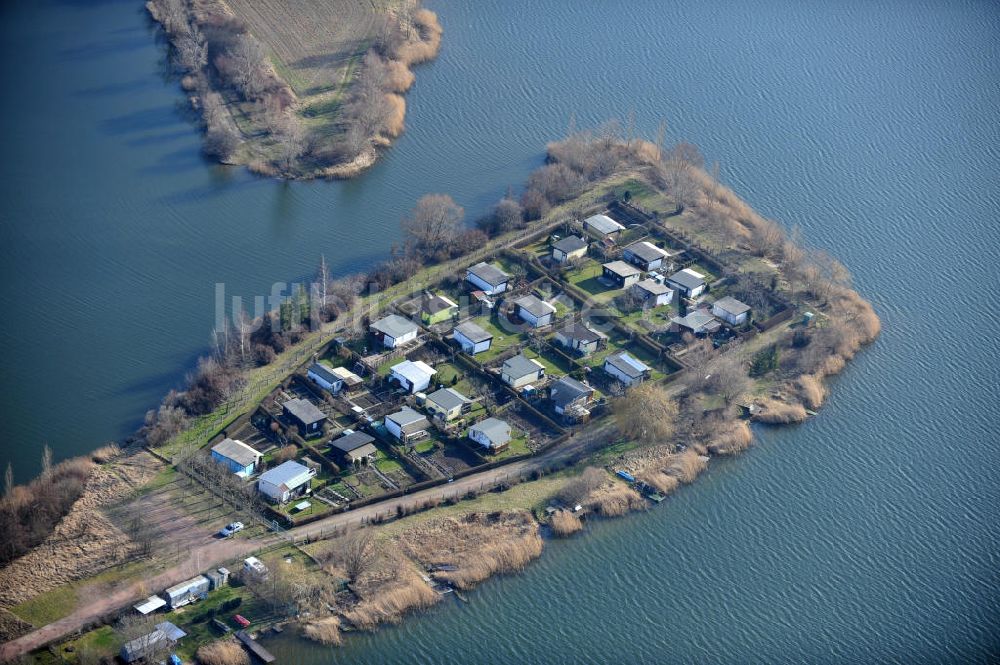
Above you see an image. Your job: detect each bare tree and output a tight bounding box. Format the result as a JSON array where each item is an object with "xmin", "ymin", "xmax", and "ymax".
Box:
[
  {"xmin": 327, "ymin": 528, "xmax": 378, "ymax": 582},
  {"xmin": 613, "ymin": 383, "xmax": 679, "ymax": 445},
  {"xmin": 402, "ymin": 194, "xmax": 464, "ymax": 256},
  {"xmin": 693, "ymin": 351, "xmax": 753, "ymax": 406},
  {"xmin": 229, "ymin": 34, "xmax": 269, "ymax": 100},
  {"xmin": 4, "ymin": 463, "xmax": 12, "ymax": 497},
  {"xmin": 558, "ymin": 467, "xmax": 606, "ymax": 506}
]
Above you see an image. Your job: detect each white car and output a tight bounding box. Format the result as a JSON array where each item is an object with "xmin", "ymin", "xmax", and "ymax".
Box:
[{"xmin": 219, "ymin": 521, "xmax": 244, "ymax": 537}]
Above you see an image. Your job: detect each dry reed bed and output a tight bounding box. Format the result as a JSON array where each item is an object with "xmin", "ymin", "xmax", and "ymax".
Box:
[
  {"xmin": 0, "ymin": 451, "xmax": 160, "ymax": 608},
  {"xmin": 196, "ymin": 639, "xmax": 250, "ymax": 665},
  {"xmin": 549, "ymin": 510, "xmax": 583, "ymax": 537},
  {"xmin": 394, "ymin": 511, "xmax": 543, "ymax": 590}
]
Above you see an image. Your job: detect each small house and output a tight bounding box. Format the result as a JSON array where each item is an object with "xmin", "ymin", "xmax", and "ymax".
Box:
[
  {"xmin": 307, "ymin": 363, "xmax": 344, "ymax": 393},
  {"xmin": 711, "ymin": 296, "xmax": 751, "ymax": 326},
  {"xmin": 210, "ymin": 438, "xmax": 262, "ymax": 477},
  {"xmin": 452, "ymin": 321, "xmax": 493, "ymax": 355},
  {"xmin": 421, "ymin": 293, "xmax": 459, "ymax": 326},
  {"xmin": 371, "ymin": 314, "xmax": 419, "ymax": 349},
  {"xmin": 604, "ymin": 351, "xmax": 651, "ymax": 387},
  {"xmin": 602, "ymin": 261, "xmax": 642, "ymax": 288},
  {"xmin": 468, "ymin": 417, "xmax": 512, "ymax": 453},
  {"xmin": 329, "ymin": 365, "xmax": 364, "ymax": 391},
  {"xmin": 283, "ymin": 398, "xmax": 327, "ymax": 437},
  {"xmin": 549, "ymin": 376, "xmax": 595, "ymax": 418},
  {"xmin": 583, "ymin": 213, "xmax": 625, "ymax": 238},
  {"xmin": 623, "ymin": 241, "xmax": 672, "ymax": 271},
  {"xmin": 164, "ymin": 575, "xmax": 210, "ymax": 609},
  {"xmin": 121, "ymin": 628, "xmax": 174, "ymax": 664},
  {"xmin": 666, "ymin": 268, "xmax": 707, "ymax": 298},
  {"xmin": 632, "ymin": 279, "xmax": 674, "ymax": 308},
  {"xmin": 514, "ymin": 294, "xmax": 556, "ymax": 328},
  {"xmin": 465, "ymin": 262, "xmax": 510, "ymax": 295},
  {"xmin": 551, "ymin": 235, "xmax": 588, "ymax": 263},
  {"xmin": 554, "ymin": 322, "xmax": 607, "ymax": 356},
  {"xmin": 501, "ymin": 354, "xmax": 546, "ymax": 389},
  {"xmin": 389, "ymin": 359, "xmax": 437, "ymax": 394},
  {"xmin": 425, "ymin": 387, "xmax": 472, "ymax": 422},
  {"xmin": 385, "ymin": 406, "xmax": 430, "ymax": 443},
  {"xmin": 257, "ymin": 460, "xmax": 316, "ymax": 503},
  {"xmin": 671, "ymin": 310, "xmax": 721, "ymax": 335},
  {"xmin": 330, "ymin": 430, "xmax": 378, "ymax": 465}
]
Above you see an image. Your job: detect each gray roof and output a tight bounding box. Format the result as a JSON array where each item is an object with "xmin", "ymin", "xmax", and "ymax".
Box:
[
  {"xmin": 515, "ymin": 294, "xmax": 556, "ymax": 318},
  {"xmin": 584, "ymin": 214, "xmax": 625, "ymax": 235},
  {"xmin": 155, "ymin": 621, "xmax": 186, "ymax": 641},
  {"xmin": 122, "ymin": 629, "xmax": 169, "ymax": 662},
  {"xmin": 283, "ymin": 398, "xmax": 327, "ymax": 425},
  {"xmin": 467, "ymin": 262, "xmax": 510, "ymax": 287},
  {"xmin": 211, "ymin": 438, "xmax": 260, "ymax": 468},
  {"xmin": 371, "ymin": 314, "xmax": 419, "ymax": 339},
  {"xmin": 423, "ymin": 294, "xmax": 457, "ymax": 315},
  {"xmin": 671, "ymin": 310, "xmax": 719, "ymax": 331},
  {"xmin": 667, "ymin": 268, "xmax": 706, "ymax": 291},
  {"xmin": 471, "ymin": 417, "xmax": 512, "ymax": 445},
  {"xmin": 387, "ymin": 406, "xmax": 430, "ymax": 432},
  {"xmin": 308, "ymin": 362, "xmax": 340, "ymax": 385},
  {"xmin": 634, "ymin": 278, "xmax": 672, "ymax": 296},
  {"xmin": 557, "ymin": 322, "xmax": 606, "ymax": 344},
  {"xmin": 603, "ymin": 260, "xmax": 641, "ymax": 278},
  {"xmin": 712, "ymin": 296, "xmax": 751, "ymax": 316},
  {"xmin": 624, "ymin": 241, "xmax": 670, "ymax": 263},
  {"xmin": 427, "ymin": 387, "xmax": 470, "ymax": 412},
  {"xmin": 605, "ymin": 351, "xmax": 651, "ymax": 379},
  {"xmin": 553, "ymin": 235, "xmax": 587, "ymax": 253},
  {"xmin": 259, "ymin": 460, "xmax": 313, "ymax": 490},
  {"xmin": 454, "ymin": 321, "xmax": 493, "ymax": 344},
  {"xmin": 331, "ymin": 430, "xmax": 376, "ymax": 453},
  {"xmin": 503, "ymin": 354, "xmax": 545, "ymax": 380},
  {"xmin": 550, "ymin": 376, "xmax": 594, "ymax": 408}
]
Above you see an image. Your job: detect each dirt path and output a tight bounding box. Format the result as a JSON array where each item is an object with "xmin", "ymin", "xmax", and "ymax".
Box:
[{"xmin": 0, "ymin": 426, "xmax": 614, "ymax": 662}]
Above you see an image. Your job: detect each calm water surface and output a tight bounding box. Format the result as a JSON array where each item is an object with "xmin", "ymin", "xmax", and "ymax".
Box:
[{"xmin": 1, "ymin": 0, "xmax": 998, "ymax": 661}]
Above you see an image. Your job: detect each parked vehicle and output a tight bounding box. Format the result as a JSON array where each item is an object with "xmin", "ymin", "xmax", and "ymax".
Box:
[{"xmin": 219, "ymin": 522, "xmax": 244, "ymax": 537}]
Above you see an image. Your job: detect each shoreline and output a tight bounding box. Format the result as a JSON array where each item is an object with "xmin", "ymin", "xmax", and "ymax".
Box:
[
  {"xmin": 145, "ymin": 0, "xmax": 442, "ymax": 180},
  {"xmin": 0, "ymin": 129, "xmax": 879, "ymax": 662}
]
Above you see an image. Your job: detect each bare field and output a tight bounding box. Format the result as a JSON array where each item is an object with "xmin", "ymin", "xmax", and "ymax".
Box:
[{"xmin": 221, "ymin": 0, "xmax": 400, "ymax": 96}]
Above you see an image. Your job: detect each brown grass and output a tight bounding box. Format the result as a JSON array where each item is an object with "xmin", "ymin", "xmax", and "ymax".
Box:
[
  {"xmin": 586, "ymin": 484, "xmax": 647, "ymax": 516},
  {"xmin": 196, "ymin": 640, "xmax": 250, "ymax": 665},
  {"xmin": 796, "ymin": 375, "xmax": 826, "ymax": 410},
  {"xmin": 343, "ymin": 559, "xmax": 438, "ymax": 630},
  {"xmin": 397, "ymin": 9, "xmax": 443, "ymax": 65},
  {"xmin": 666, "ymin": 450, "xmax": 709, "ymax": 484},
  {"xmin": 636, "ymin": 470, "xmax": 680, "ymax": 495},
  {"xmin": 385, "ymin": 59, "xmax": 416, "ymax": 92},
  {"xmin": 90, "ymin": 444, "xmax": 122, "ymax": 464},
  {"xmin": 381, "ymin": 94, "xmax": 407, "ymax": 137},
  {"xmin": 755, "ymin": 399, "xmax": 809, "ymax": 424},
  {"xmin": 395, "ymin": 511, "xmax": 543, "ymax": 591},
  {"xmin": 549, "ymin": 510, "xmax": 583, "ymax": 537},
  {"xmin": 707, "ymin": 420, "xmax": 754, "ymax": 455},
  {"xmin": 302, "ymin": 617, "xmax": 342, "ymax": 645}
]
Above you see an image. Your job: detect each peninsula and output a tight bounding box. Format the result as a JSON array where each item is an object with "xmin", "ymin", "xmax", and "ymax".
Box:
[
  {"xmin": 0, "ymin": 127, "xmax": 879, "ymax": 663},
  {"xmin": 146, "ymin": 0, "xmax": 442, "ymax": 179}
]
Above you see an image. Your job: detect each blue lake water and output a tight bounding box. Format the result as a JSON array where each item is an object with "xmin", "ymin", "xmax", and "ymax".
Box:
[{"xmin": 1, "ymin": 0, "xmax": 998, "ymax": 661}]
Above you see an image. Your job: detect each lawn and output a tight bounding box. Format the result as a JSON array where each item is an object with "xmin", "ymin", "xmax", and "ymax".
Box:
[
  {"xmin": 10, "ymin": 585, "xmax": 77, "ymax": 627},
  {"xmin": 469, "ymin": 315, "xmax": 526, "ymax": 363},
  {"xmin": 522, "ymin": 347, "xmax": 576, "ymax": 377},
  {"xmin": 564, "ymin": 260, "xmax": 621, "ymax": 304}
]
